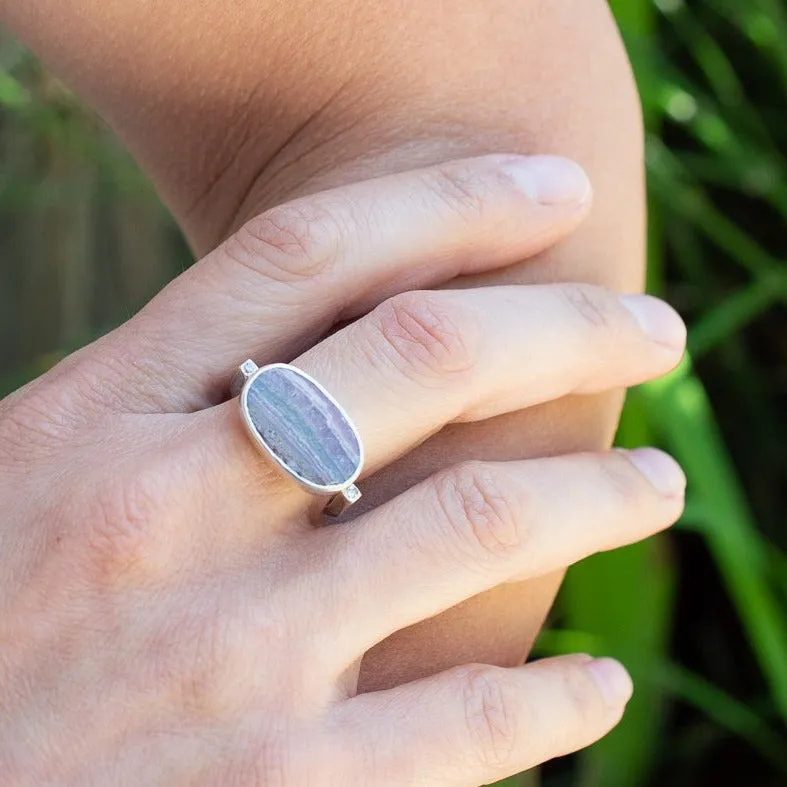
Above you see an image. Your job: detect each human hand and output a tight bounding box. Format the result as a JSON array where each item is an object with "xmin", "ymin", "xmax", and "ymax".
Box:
[
  {"xmin": 0, "ymin": 156, "xmax": 685, "ymax": 785},
  {"xmin": 0, "ymin": 0, "xmax": 646, "ymax": 692}
]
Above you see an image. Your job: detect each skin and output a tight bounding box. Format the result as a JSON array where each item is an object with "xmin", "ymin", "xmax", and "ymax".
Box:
[
  {"xmin": 0, "ymin": 0, "xmax": 646, "ymax": 690},
  {"xmin": 0, "ymin": 163, "xmax": 685, "ymax": 785}
]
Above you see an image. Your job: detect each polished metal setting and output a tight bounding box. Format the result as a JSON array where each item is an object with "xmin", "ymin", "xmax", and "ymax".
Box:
[{"xmin": 235, "ymin": 361, "xmax": 364, "ymax": 517}]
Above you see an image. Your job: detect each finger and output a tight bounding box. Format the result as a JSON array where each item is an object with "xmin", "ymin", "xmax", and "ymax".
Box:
[
  {"xmin": 335, "ymin": 655, "xmax": 633, "ymax": 786},
  {"xmin": 314, "ymin": 449, "xmax": 684, "ymax": 662},
  {"xmin": 102, "ymin": 155, "xmax": 591, "ymax": 411},
  {"xmin": 204, "ymin": 284, "xmax": 684, "ymax": 516},
  {"xmin": 210, "ymin": 284, "xmax": 685, "ymax": 503}
]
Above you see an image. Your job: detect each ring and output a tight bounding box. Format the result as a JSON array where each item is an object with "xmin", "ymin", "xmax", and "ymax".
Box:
[{"xmin": 232, "ymin": 361, "xmax": 364, "ymax": 517}]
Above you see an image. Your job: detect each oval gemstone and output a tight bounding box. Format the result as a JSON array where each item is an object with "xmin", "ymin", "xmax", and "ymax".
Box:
[{"xmin": 242, "ymin": 365, "xmax": 362, "ymax": 489}]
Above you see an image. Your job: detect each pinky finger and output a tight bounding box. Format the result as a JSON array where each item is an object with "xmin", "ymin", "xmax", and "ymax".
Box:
[{"xmin": 335, "ymin": 655, "xmax": 633, "ymax": 787}]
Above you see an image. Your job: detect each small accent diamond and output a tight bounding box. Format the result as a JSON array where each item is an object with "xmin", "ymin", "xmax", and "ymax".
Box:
[
  {"xmin": 240, "ymin": 360, "xmax": 259, "ymax": 378},
  {"xmin": 344, "ymin": 485, "xmax": 362, "ymax": 503}
]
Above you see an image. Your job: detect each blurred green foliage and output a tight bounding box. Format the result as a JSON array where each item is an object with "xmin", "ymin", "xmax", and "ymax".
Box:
[
  {"xmin": 537, "ymin": 2, "xmax": 787, "ymax": 786},
  {"xmin": 1, "ymin": 2, "xmax": 786, "ymax": 786}
]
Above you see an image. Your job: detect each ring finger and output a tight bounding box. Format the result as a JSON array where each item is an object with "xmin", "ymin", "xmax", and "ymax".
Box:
[{"xmin": 204, "ymin": 282, "xmax": 685, "ymax": 512}]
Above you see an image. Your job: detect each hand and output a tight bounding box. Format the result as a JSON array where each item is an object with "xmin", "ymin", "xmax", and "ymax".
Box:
[
  {"xmin": 1, "ymin": 0, "xmax": 645, "ymax": 693},
  {"xmin": 0, "ymin": 156, "xmax": 685, "ymax": 785}
]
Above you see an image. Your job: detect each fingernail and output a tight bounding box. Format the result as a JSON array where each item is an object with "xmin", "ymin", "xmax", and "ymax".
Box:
[
  {"xmin": 501, "ymin": 155, "xmax": 592, "ymax": 205},
  {"xmin": 626, "ymin": 447, "xmax": 687, "ymax": 498},
  {"xmin": 620, "ymin": 294, "xmax": 687, "ymax": 351},
  {"xmin": 586, "ymin": 658, "xmax": 634, "ymax": 706}
]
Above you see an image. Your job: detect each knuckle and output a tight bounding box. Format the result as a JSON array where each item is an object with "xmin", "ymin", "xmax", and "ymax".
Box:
[
  {"xmin": 458, "ymin": 666, "xmax": 521, "ymax": 772},
  {"xmin": 562, "ymin": 283, "xmax": 618, "ymax": 333},
  {"xmin": 0, "ymin": 396, "xmax": 55, "ymax": 462},
  {"xmin": 180, "ymin": 589, "xmax": 303, "ymax": 719},
  {"xmin": 434, "ymin": 462, "xmax": 522, "ymax": 564},
  {"xmin": 371, "ymin": 292, "xmax": 477, "ymax": 383},
  {"xmin": 0, "ymin": 352, "xmax": 130, "ymax": 456},
  {"xmin": 150, "ymin": 595, "xmax": 248, "ymax": 719},
  {"xmin": 427, "ymin": 161, "xmax": 499, "ymax": 219},
  {"xmin": 80, "ymin": 463, "xmax": 172, "ymax": 587},
  {"xmin": 0, "ymin": 378, "xmax": 87, "ymax": 462},
  {"xmin": 561, "ymin": 662, "xmax": 607, "ymax": 728},
  {"xmin": 601, "ymin": 452, "xmax": 649, "ymax": 510},
  {"xmin": 224, "ymin": 198, "xmax": 345, "ymax": 283}
]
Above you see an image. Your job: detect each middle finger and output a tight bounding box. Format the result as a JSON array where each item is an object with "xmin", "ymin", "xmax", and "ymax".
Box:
[{"xmin": 105, "ymin": 154, "xmax": 591, "ymax": 412}]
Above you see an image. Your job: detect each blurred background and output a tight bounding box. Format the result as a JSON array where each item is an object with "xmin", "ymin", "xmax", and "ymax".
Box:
[{"xmin": 0, "ymin": 1, "xmax": 785, "ymax": 785}]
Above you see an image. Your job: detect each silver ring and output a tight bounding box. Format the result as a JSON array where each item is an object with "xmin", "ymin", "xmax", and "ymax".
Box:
[{"xmin": 232, "ymin": 361, "xmax": 364, "ymax": 517}]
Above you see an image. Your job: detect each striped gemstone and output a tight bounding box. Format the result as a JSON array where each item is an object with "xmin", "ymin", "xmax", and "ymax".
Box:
[{"xmin": 243, "ymin": 366, "xmax": 362, "ymax": 489}]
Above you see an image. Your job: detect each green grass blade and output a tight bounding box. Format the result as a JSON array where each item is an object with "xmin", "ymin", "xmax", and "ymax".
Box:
[
  {"xmin": 689, "ymin": 275, "xmax": 786, "ymax": 357},
  {"xmin": 652, "ymin": 662, "xmax": 787, "ymax": 774},
  {"xmin": 643, "ymin": 358, "xmax": 787, "ymax": 721},
  {"xmin": 561, "ymin": 536, "xmax": 675, "ymax": 787},
  {"xmin": 537, "ymin": 631, "xmax": 787, "ymax": 777},
  {"xmin": 648, "ymin": 138, "xmax": 787, "ymax": 283}
]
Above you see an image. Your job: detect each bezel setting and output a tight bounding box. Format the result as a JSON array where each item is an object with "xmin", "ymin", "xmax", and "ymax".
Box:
[{"xmin": 238, "ymin": 362, "xmax": 365, "ymax": 497}]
